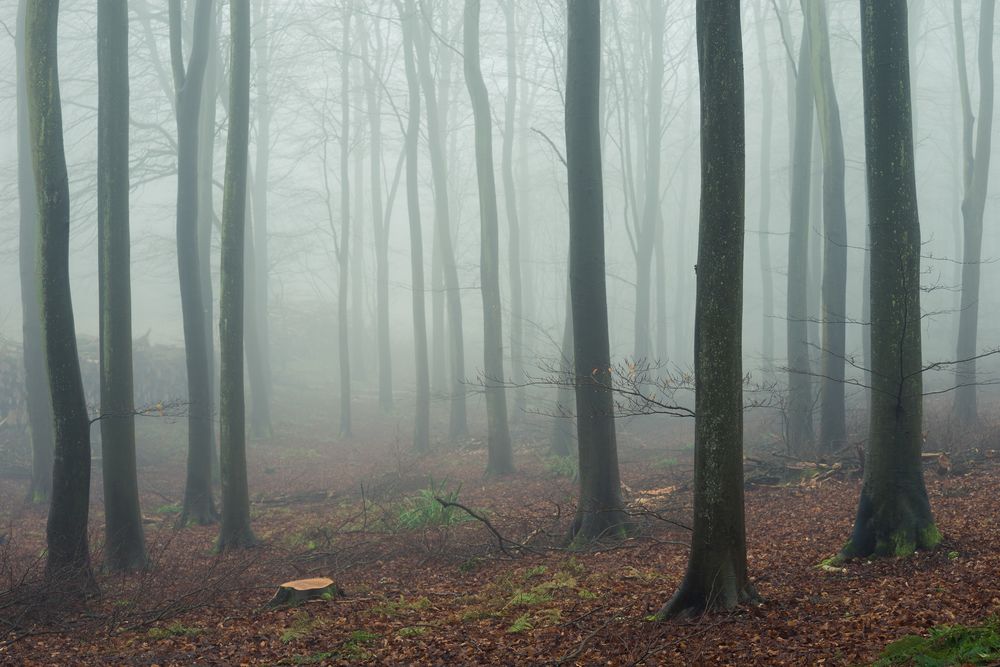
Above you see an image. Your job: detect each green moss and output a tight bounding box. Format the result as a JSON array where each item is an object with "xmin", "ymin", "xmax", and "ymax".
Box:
[
  {"xmin": 920, "ymin": 524, "xmax": 943, "ymax": 549},
  {"xmin": 872, "ymin": 617, "xmax": 1000, "ymax": 666},
  {"xmin": 820, "ymin": 554, "xmax": 846, "ymax": 568}
]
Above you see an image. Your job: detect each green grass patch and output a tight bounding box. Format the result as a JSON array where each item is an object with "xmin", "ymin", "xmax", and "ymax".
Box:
[
  {"xmin": 544, "ymin": 455, "xmax": 578, "ymax": 479},
  {"xmin": 397, "ymin": 479, "xmax": 472, "ymax": 529},
  {"xmin": 508, "ymin": 614, "xmax": 533, "ymax": 634},
  {"xmin": 872, "ymin": 617, "xmax": 1000, "ymax": 666},
  {"xmin": 281, "ymin": 611, "xmax": 319, "ymax": 643},
  {"xmin": 147, "ymin": 622, "xmax": 201, "ymax": 640},
  {"xmin": 373, "ymin": 595, "xmax": 432, "ymax": 617},
  {"xmin": 504, "ymin": 590, "xmax": 552, "ymax": 609},
  {"xmin": 153, "ymin": 503, "xmax": 181, "ymax": 515},
  {"xmin": 397, "ymin": 626, "xmax": 428, "ymax": 638}
]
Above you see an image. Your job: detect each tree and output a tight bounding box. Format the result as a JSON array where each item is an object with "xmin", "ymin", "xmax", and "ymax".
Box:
[
  {"xmin": 217, "ymin": 0, "xmax": 257, "ymax": 551},
  {"xmin": 753, "ymin": 0, "xmax": 775, "ymax": 372},
  {"xmin": 803, "ymin": 0, "xmax": 848, "ymax": 457},
  {"xmin": 565, "ymin": 0, "xmax": 627, "ymax": 542},
  {"xmin": 98, "ymin": 0, "xmax": 147, "ymax": 571},
  {"xmin": 840, "ymin": 0, "xmax": 940, "ymax": 561},
  {"xmin": 26, "ymin": 0, "xmax": 94, "ymax": 583},
  {"xmin": 337, "ymin": 9, "xmax": 353, "ymax": 438},
  {"xmin": 397, "ymin": 0, "xmax": 432, "ymax": 453},
  {"xmin": 952, "ymin": 0, "xmax": 995, "ymax": 425},
  {"xmin": 415, "ymin": 2, "xmax": 468, "ymax": 440},
  {"xmin": 465, "ymin": 0, "xmax": 515, "ymax": 475},
  {"xmin": 659, "ymin": 0, "xmax": 755, "ymax": 618},
  {"xmin": 171, "ymin": 0, "xmax": 218, "ymax": 526},
  {"xmin": 785, "ymin": 19, "xmax": 816, "ymax": 457},
  {"xmin": 16, "ymin": 0, "xmax": 54, "ymax": 504}
]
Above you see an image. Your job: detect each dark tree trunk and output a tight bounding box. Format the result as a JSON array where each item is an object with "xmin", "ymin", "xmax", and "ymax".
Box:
[
  {"xmin": 804, "ymin": 0, "xmax": 848, "ymax": 457},
  {"xmin": 26, "ymin": 0, "xmax": 95, "ymax": 585},
  {"xmin": 465, "ymin": 0, "xmax": 515, "ymax": 475},
  {"xmin": 98, "ymin": 0, "xmax": 147, "ymax": 572},
  {"xmin": 842, "ymin": 0, "xmax": 939, "ymax": 561},
  {"xmin": 660, "ymin": 0, "xmax": 755, "ymax": 618},
  {"xmin": 565, "ymin": 0, "xmax": 627, "ymax": 542},
  {"xmin": 415, "ymin": 9, "xmax": 468, "ymax": 440},
  {"xmin": 398, "ymin": 0, "xmax": 431, "ymax": 453},
  {"xmin": 360, "ymin": 17, "xmax": 393, "ymax": 412},
  {"xmin": 785, "ymin": 25, "xmax": 815, "ymax": 457},
  {"xmin": 16, "ymin": 0, "xmax": 54, "ymax": 504},
  {"xmin": 953, "ymin": 0, "xmax": 995, "ymax": 425},
  {"xmin": 217, "ymin": 0, "xmax": 256, "ymax": 551}
]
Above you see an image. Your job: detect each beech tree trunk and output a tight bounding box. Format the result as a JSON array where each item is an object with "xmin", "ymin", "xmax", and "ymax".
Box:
[
  {"xmin": 337, "ymin": 11, "xmax": 353, "ymax": 438},
  {"xmin": 842, "ymin": 0, "xmax": 939, "ymax": 561},
  {"xmin": 753, "ymin": 0, "xmax": 775, "ymax": 373},
  {"xmin": 565, "ymin": 0, "xmax": 627, "ymax": 542},
  {"xmin": 26, "ymin": 0, "xmax": 95, "ymax": 584},
  {"xmin": 660, "ymin": 0, "xmax": 756, "ymax": 618},
  {"xmin": 217, "ymin": 0, "xmax": 256, "ymax": 551}
]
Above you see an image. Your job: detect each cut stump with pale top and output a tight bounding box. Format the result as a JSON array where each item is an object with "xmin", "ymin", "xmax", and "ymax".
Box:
[{"xmin": 266, "ymin": 577, "xmax": 344, "ymax": 608}]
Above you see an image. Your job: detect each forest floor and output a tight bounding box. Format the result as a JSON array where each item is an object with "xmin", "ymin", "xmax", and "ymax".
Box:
[{"xmin": 1, "ymin": 397, "xmax": 999, "ymax": 665}]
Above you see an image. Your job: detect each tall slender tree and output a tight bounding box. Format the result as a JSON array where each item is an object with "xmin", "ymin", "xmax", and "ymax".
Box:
[
  {"xmin": 565, "ymin": 0, "xmax": 627, "ymax": 541},
  {"xmin": 171, "ymin": 0, "xmax": 218, "ymax": 526},
  {"xmin": 398, "ymin": 0, "xmax": 431, "ymax": 453},
  {"xmin": 465, "ymin": 0, "xmax": 515, "ymax": 475},
  {"xmin": 660, "ymin": 0, "xmax": 755, "ymax": 618},
  {"xmin": 753, "ymin": 0, "xmax": 775, "ymax": 372},
  {"xmin": 840, "ymin": 0, "xmax": 940, "ymax": 561},
  {"xmin": 804, "ymin": 0, "xmax": 848, "ymax": 457},
  {"xmin": 16, "ymin": 0, "xmax": 54, "ymax": 504},
  {"xmin": 217, "ymin": 0, "xmax": 257, "ymax": 551},
  {"xmin": 953, "ymin": 0, "xmax": 995, "ymax": 425},
  {"xmin": 337, "ymin": 9, "xmax": 353, "ymax": 438},
  {"xmin": 98, "ymin": 0, "xmax": 147, "ymax": 572},
  {"xmin": 26, "ymin": 0, "xmax": 94, "ymax": 584}
]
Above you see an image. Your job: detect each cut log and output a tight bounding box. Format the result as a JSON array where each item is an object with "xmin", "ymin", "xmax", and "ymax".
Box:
[{"xmin": 266, "ymin": 577, "xmax": 343, "ymax": 608}]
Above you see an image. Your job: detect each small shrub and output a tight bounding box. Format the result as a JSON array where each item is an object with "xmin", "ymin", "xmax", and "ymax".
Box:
[
  {"xmin": 397, "ymin": 479, "xmax": 470, "ymax": 529},
  {"xmin": 508, "ymin": 614, "xmax": 532, "ymax": 634},
  {"xmin": 505, "ymin": 590, "xmax": 552, "ymax": 609},
  {"xmin": 545, "ymin": 455, "xmax": 578, "ymax": 479}
]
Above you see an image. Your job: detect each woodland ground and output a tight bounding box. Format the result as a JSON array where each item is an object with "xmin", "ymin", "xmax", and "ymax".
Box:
[{"xmin": 0, "ymin": 390, "xmax": 998, "ymax": 666}]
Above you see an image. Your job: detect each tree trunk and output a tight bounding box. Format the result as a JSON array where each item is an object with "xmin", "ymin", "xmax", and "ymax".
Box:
[
  {"xmin": 172, "ymin": 0, "xmax": 218, "ymax": 526},
  {"xmin": 16, "ymin": 0, "xmax": 54, "ymax": 504},
  {"xmin": 785, "ymin": 25, "xmax": 815, "ymax": 457},
  {"xmin": 26, "ymin": 0, "xmax": 95, "ymax": 585},
  {"xmin": 398, "ymin": 0, "xmax": 431, "ymax": 453},
  {"xmin": 501, "ymin": 0, "xmax": 526, "ymax": 418},
  {"xmin": 98, "ymin": 0, "xmax": 147, "ymax": 572},
  {"xmin": 753, "ymin": 0, "xmax": 775, "ymax": 373},
  {"xmin": 660, "ymin": 0, "xmax": 755, "ymax": 618},
  {"xmin": 465, "ymin": 0, "xmax": 514, "ymax": 475},
  {"xmin": 415, "ymin": 9, "xmax": 468, "ymax": 440},
  {"xmin": 803, "ymin": 0, "xmax": 848, "ymax": 457},
  {"xmin": 361, "ymin": 18, "xmax": 393, "ymax": 413},
  {"xmin": 551, "ymin": 278, "xmax": 575, "ymax": 458},
  {"xmin": 953, "ymin": 0, "xmax": 995, "ymax": 425},
  {"xmin": 217, "ymin": 0, "xmax": 256, "ymax": 551},
  {"xmin": 337, "ymin": 11, "xmax": 352, "ymax": 438},
  {"xmin": 565, "ymin": 0, "xmax": 627, "ymax": 542},
  {"xmin": 843, "ymin": 0, "xmax": 939, "ymax": 560}
]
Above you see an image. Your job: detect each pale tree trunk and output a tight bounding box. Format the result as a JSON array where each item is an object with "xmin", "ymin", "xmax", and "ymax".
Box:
[
  {"xmin": 754, "ymin": 0, "xmax": 775, "ymax": 373},
  {"xmin": 338, "ymin": 11, "xmax": 352, "ymax": 438},
  {"xmin": 16, "ymin": 0, "xmax": 54, "ymax": 504},
  {"xmin": 953, "ymin": 0, "xmax": 995, "ymax": 425},
  {"xmin": 465, "ymin": 0, "xmax": 514, "ymax": 475},
  {"xmin": 98, "ymin": 0, "xmax": 147, "ymax": 572},
  {"xmin": 172, "ymin": 0, "xmax": 218, "ymax": 526},
  {"xmin": 398, "ymin": 0, "xmax": 431, "ymax": 453},
  {"xmin": 804, "ymin": 0, "xmax": 848, "ymax": 457},
  {"xmin": 565, "ymin": 0, "xmax": 627, "ymax": 542},
  {"xmin": 660, "ymin": 0, "xmax": 756, "ymax": 618},
  {"xmin": 415, "ymin": 7, "xmax": 468, "ymax": 440},
  {"xmin": 842, "ymin": 0, "xmax": 939, "ymax": 560},
  {"xmin": 27, "ymin": 0, "xmax": 95, "ymax": 586}
]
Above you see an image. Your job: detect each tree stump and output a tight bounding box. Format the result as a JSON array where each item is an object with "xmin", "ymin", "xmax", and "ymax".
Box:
[{"xmin": 266, "ymin": 577, "xmax": 343, "ymax": 608}]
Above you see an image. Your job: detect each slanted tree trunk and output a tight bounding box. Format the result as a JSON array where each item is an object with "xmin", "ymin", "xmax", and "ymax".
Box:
[
  {"xmin": 337, "ymin": 10, "xmax": 352, "ymax": 438},
  {"xmin": 26, "ymin": 0, "xmax": 94, "ymax": 584},
  {"xmin": 415, "ymin": 7, "xmax": 468, "ymax": 440},
  {"xmin": 953, "ymin": 0, "xmax": 995, "ymax": 425},
  {"xmin": 659, "ymin": 0, "xmax": 755, "ymax": 618},
  {"xmin": 360, "ymin": 15, "xmax": 393, "ymax": 412},
  {"xmin": 247, "ymin": 0, "xmax": 273, "ymax": 438},
  {"xmin": 16, "ymin": 0, "xmax": 54, "ymax": 504},
  {"xmin": 501, "ymin": 0, "xmax": 526, "ymax": 417},
  {"xmin": 565, "ymin": 0, "xmax": 627, "ymax": 542},
  {"xmin": 397, "ymin": 0, "xmax": 431, "ymax": 453},
  {"xmin": 785, "ymin": 24, "xmax": 815, "ymax": 457},
  {"xmin": 803, "ymin": 0, "xmax": 848, "ymax": 457},
  {"xmin": 753, "ymin": 0, "xmax": 775, "ymax": 373},
  {"xmin": 171, "ymin": 0, "xmax": 217, "ymax": 526},
  {"xmin": 216, "ymin": 0, "xmax": 256, "ymax": 551},
  {"xmin": 841, "ymin": 0, "xmax": 939, "ymax": 561},
  {"xmin": 464, "ymin": 0, "xmax": 515, "ymax": 475},
  {"xmin": 98, "ymin": 0, "xmax": 147, "ymax": 572}
]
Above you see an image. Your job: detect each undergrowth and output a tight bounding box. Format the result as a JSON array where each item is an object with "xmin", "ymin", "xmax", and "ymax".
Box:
[
  {"xmin": 872, "ymin": 617, "xmax": 1000, "ymax": 666},
  {"xmin": 396, "ymin": 479, "xmax": 470, "ymax": 529}
]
